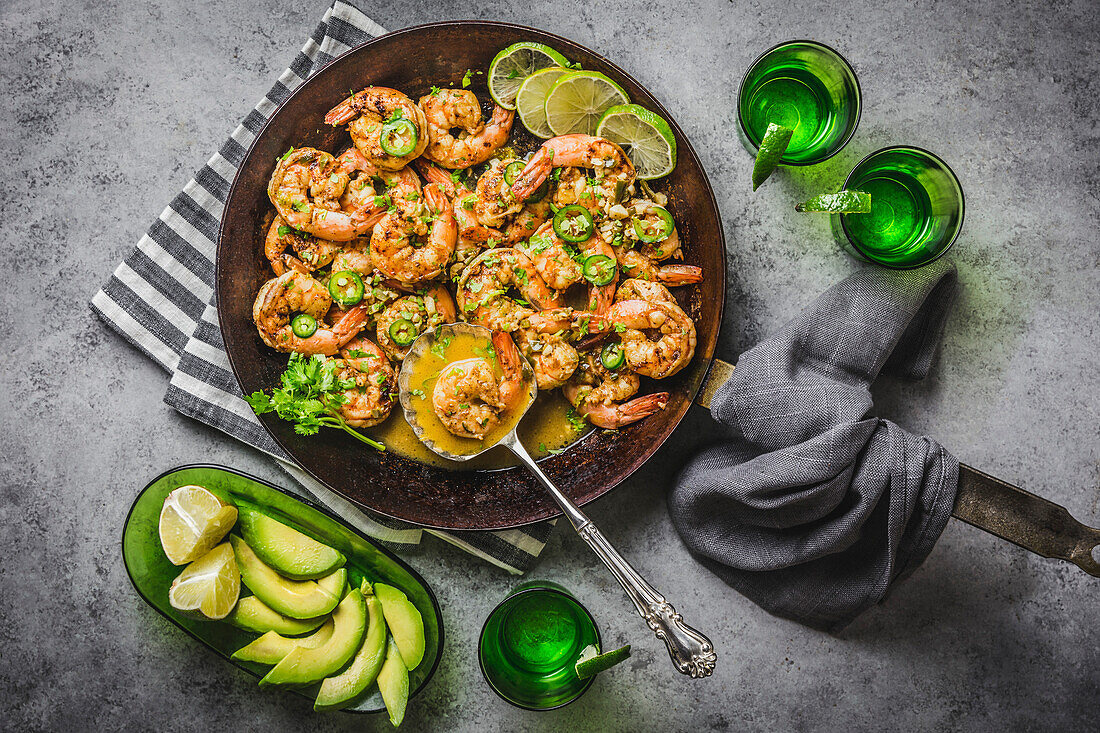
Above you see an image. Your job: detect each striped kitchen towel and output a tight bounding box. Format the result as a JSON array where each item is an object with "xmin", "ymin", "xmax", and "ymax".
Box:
[{"xmin": 90, "ymin": 0, "xmax": 553, "ymax": 574}]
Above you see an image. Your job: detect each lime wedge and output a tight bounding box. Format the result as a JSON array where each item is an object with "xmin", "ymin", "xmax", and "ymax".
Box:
[
  {"xmin": 488, "ymin": 42, "xmax": 569, "ymax": 110},
  {"xmin": 574, "ymin": 643, "xmax": 631, "ymax": 679},
  {"xmin": 168, "ymin": 542, "xmax": 241, "ymax": 620},
  {"xmin": 517, "ymin": 66, "xmax": 570, "ymax": 138},
  {"xmin": 545, "ymin": 71, "xmax": 630, "ymax": 136},
  {"xmin": 158, "ymin": 485, "xmax": 238, "ymax": 565},
  {"xmin": 596, "ymin": 104, "xmax": 677, "ymax": 179},
  {"xmin": 751, "ymin": 123, "xmax": 793, "ymax": 191},
  {"xmin": 795, "ymin": 190, "xmax": 872, "ymax": 213}
]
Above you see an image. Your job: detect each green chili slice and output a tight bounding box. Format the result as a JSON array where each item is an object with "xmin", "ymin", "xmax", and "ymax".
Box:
[
  {"xmin": 327, "ymin": 270, "xmax": 364, "ymax": 306},
  {"xmin": 600, "ymin": 341, "xmax": 626, "ymax": 371},
  {"xmin": 553, "ymin": 204, "xmax": 594, "ymax": 243},
  {"xmin": 503, "ymin": 160, "xmax": 525, "ymax": 186},
  {"xmin": 290, "ymin": 313, "xmax": 318, "ymax": 338},
  {"xmin": 582, "ymin": 254, "xmax": 617, "ymax": 286},
  {"xmin": 380, "ymin": 118, "xmax": 418, "ymax": 157},
  {"xmin": 631, "ymin": 206, "xmax": 675, "ymax": 243},
  {"xmin": 388, "ymin": 318, "xmax": 419, "ymax": 346}
]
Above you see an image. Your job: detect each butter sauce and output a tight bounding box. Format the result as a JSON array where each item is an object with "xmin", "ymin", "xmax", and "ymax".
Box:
[{"xmin": 371, "ymin": 329, "xmax": 591, "ymax": 469}]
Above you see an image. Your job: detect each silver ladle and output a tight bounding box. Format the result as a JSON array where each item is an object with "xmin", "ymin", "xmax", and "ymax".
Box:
[{"xmin": 397, "ymin": 323, "xmax": 716, "ymax": 678}]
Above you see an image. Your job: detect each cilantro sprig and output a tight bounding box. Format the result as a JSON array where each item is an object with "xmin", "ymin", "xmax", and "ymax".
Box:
[{"xmin": 245, "ymin": 353, "xmax": 386, "ymax": 451}]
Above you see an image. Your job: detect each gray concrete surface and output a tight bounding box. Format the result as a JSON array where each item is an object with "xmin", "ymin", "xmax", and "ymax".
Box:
[{"xmin": 2, "ymin": 0, "xmax": 1098, "ymax": 730}]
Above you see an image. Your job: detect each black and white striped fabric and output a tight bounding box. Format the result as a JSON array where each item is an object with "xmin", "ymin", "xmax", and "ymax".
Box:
[{"xmin": 90, "ymin": 0, "xmax": 553, "ymax": 574}]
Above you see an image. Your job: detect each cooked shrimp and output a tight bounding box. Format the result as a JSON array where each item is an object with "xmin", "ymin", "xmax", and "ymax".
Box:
[
  {"xmin": 264, "ymin": 215, "xmax": 339, "ymax": 275},
  {"xmin": 606, "ymin": 295, "xmax": 696, "ymax": 379},
  {"xmin": 511, "ymin": 134, "xmax": 636, "ymax": 213},
  {"xmin": 418, "ymin": 89, "xmax": 514, "ymax": 169},
  {"xmin": 563, "ymin": 349, "xmax": 669, "ymax": 429},
  {"xmin": 626, "ymin": 197, "xmax": 684, "ymax": 262},
  {"xmin": 456, "ymin": 248, "xmax": 562, "ymax": 331},
  {"xmin": 416, "ymin": 159, "xmax": 506, "ymax": 272},
  {"xmin": 376, "ymin": 285, "xmax": 458, "ymax": 361},
  {"xmin": 616, "ymin": 248, "xmax": 703, "ymax": 286},
  {"xmin": 325, "ymin": 87, "xmax": 429, "ymax": 170},
  {"xmin": 520, "ymin": 221, "xmax": 583, "ymax": 291},
  {"xmin": 473, "ymin": 159, "xmax": 524, "ymax": 228},
  {"xmin": 431, "ymin": 331, "xmax": 526, "ymax": 439},
  {"xmin": 512, "ymin": 308, "xmax": 610, "ymax": 389},
  {"xmin": 370, "ymin": 183, "xmax": 457, "ymax": 285},
  {"xmin": 252, "ymin": 269, "xmax": 368, "ymax": 354},
  {"xmin": 332, "ymin": 337, "xmax": 396, "ymax": 428},
  {"xmin": 503, "ymin": 197, "xmax": 552, "ymax": 243},
  {"xmin": 268, "ymin": 148, "xmax": 382, "ymax": 241}
]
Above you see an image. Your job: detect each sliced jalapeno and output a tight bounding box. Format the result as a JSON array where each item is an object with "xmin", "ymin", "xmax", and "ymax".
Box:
[
  {"xmin": 631, "ymin": 205, "xmax": 675, "ymax": 243},
  {"xmin": 503, "ymin": 160, "xmax": 525, "ymax": 186},
  {"xmin": 380, "ymin": 118, "xmax": 418, "ymax": 157},
  {"xmin": 582, "ymin": 254, "xmax": 617, "ymax": 287},
  {"xmin": 553, "ymin": 204, "xmax": 594, "ymax": 243},
  {"xmin": 600, "ymin": 341, "xmax": 625, "ymax": 371},
  {"xmin": 290, "ymin": 313, "xmax": 317, "ymax": 338},
  {"xmin": 327, "ymin": 270, "xmax": 364, "ymax": 307},
  {"xmin": 388, "ymin": 318, "xmax": 419, "ymax": 346}
]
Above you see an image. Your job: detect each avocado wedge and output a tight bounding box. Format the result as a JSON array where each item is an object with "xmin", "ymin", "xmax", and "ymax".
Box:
[
  {"xmin": 230, "ymin": 535, "xmax": 345, "ymax": 619},
  {"xmin": 260, "ymin": 588, "xmax": 366, "ymax": 687},
  {"xmin": 227, "ymin": 595, "xmax": 327, "ymax": 636},
  {"xmin": 374, "ymin": 583, "xmax": 425, "ymax": 670},
  {"xmin": 231, "ymin": 618, "xmax": 335, "ymax": 665},
  {"xmin": 314, "ymin": 582, "xmax": 387, "ymax": 711},
  {"xmin": 377, "ymin": 636, "xmax": 409, "ymax": 727},
  {"xmin": 238, "ymin": 507, "xmax": 346, "ymax": 580}
]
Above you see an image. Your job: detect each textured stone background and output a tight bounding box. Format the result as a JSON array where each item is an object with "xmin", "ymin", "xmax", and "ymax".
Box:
[{"xmin": 2, "ymin": 0, "xmax": 1098, "ymax": 730}]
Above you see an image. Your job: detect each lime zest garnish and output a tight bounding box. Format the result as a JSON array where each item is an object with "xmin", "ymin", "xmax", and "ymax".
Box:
[
  {"xmin": 751, "ymin": 123, "xmax": 793, "ymax": 191},
  {"xmin": 794, "ymin": 190, "xmax": 872, "ymax": 213}
]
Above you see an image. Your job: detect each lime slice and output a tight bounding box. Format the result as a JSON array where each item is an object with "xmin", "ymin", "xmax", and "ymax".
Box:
[
  {"xmin": 517, "ymin": 67, "xmax": 570, "ymax": 138},
  {"xmin": 574, "ymin": 643, "xmax": 631, "ymax": 679},
  {"xmin": 751, "ymin": 123, "xmax": 793, "ymax": 191},
  {"xmin": 168, "ymin": 542, "xmax": 241, "ymax": 620},
  {"xmin": 545, "ymin": 71, "xmax": 630, "ymax": 136},
  {"xmin": 488, "ymin": 42, "xmax": 569, "ymax": 110},
  {"xmin": 596, "ymin": 104, "xmax": 677, "ymax": 179},
  {"xmin": 795, "ymin": 190, "xmax": 872, "ymax": 213},
  {"xmin": 158, "ymin": 485, "xmax": 238, "ymax": 565}
]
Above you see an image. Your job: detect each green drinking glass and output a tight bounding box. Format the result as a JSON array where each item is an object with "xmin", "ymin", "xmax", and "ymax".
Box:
[
  {"xmin": 832, "ymin": 146, "xmax": 965, "ymax": 268},
  {"xmin": 478, "ymin": 581, "xmax": 601, "ymax": 711},
  {"xmin": 737, "ymin": 40, "xmax": 861, "ymax": 165}
]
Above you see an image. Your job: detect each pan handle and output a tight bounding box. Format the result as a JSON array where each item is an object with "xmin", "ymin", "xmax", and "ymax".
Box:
[{"xmin": 694, "ymin": 359, "xmax": 1100, "ymax": 577}]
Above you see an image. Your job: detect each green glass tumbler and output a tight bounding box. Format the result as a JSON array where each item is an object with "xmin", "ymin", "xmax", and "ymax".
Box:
[
  {"xmin": 832, "ymin": 146, "xmax": 965, "ymax": 268},
  {"xmin": 478, "ymin": 581, "xmax": 601, "ymax": 710},
  {"xmin": 737, "ymin": 40, "xmax": 861, "ymax": 165}
]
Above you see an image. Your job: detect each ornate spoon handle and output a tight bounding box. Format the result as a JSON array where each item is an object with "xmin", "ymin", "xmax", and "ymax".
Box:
[{"xmin": 505, "ymin": 433, "xmax": 716, "ymax": 678}]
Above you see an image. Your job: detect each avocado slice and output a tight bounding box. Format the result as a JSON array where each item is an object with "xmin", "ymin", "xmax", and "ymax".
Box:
[
  {"xmin": 314, "ymin": 582, "xmax": 387, "ymax": 711},
  {"xmin": 230, "ymin": 535, "xmax": 345, "ymax": 619},
  {"xmin": 227, "ymin": 596, "xmax": 327, "ymax": 636},
  {"xmin": 238, "ymin": 507, "xmax": 346, "ymax": 580},
  {"xmin": 260, "ymin": 588, "xmax": 366, "ymax": 687},
  {"xmin": 374, "ymin": 583, "xmax": 425, "ymax": 670},
  {"xmin": 231, "ymin": 618, "xmax": 334, "ymax": 665},
  {"xmin": 376, "ymin": 636, "xmax": 409, "ymax": 727}
]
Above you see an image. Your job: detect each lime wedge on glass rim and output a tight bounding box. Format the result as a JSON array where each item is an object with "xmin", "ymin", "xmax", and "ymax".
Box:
[
  {"xmin": 545, "ymin": 70, "xmax": 630, "ymax": 136},
  {"xmin": 751, "ymin": 122, "xmax": 793, "ymax": 191},
  {"xmin": 596, "ymin": 103, "xmax": 677, "ymax": 179},
  {"xmin": 795, "ymin": 190, "xmax": 872, "ymax": 213},
  {"xmin": 516, "ymin": 66, "xmax": 570, "ymax": 138},
  {"xmin": 574, "ymin": 643, "xmax": 631, "ymax": 680},
  {"xmin": 488, "ymin": 42, "xmax": 569, "ymax": 110}
]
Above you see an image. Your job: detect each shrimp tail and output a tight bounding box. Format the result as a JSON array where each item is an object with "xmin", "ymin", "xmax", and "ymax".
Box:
[
  {"xmin": 657, "ymin": 264, "xmax": 704, "ymax": 286},
  {"xmin": 325, "ymin": 93, "xmax": 362, "ymax": 126},
  {"xmin": 511, "ymin": 146, "xmax": 555, "ymax": 200},
  {"xmin": 413, "ymin": 158, "xmax": 456, "ymax": 197},
  {"xmin": 583, "ymin": 392, "xmax": 670, "ymax": 429},
  {"xmin": 491, "ymin": 330, "xmax": 526, "ymax": 408},
  {"xmin": 332, "ymin": 305, "xmax": 370, "ymax": 343}
]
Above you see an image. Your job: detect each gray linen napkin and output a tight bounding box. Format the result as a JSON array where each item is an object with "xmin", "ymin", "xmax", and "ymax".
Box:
[{"xmin": 669, "ymin": 260, "xmax": 960, "ymax": 631}]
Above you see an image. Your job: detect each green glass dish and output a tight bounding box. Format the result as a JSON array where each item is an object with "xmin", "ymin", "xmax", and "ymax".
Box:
[
  {"xmin": 478, "ymin": 581, "xmax": 601, "ymax": 711},
  {"xmin": 121, "ymin": 464, "xmax": 444, "ymax": 714},
  {"xmin": 831, "ymin": 146, "xmax": 965, "ymax": 268},
  {"xmin": 737, "ymin": 40, "xmax": 861, "ymax": 165}
]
